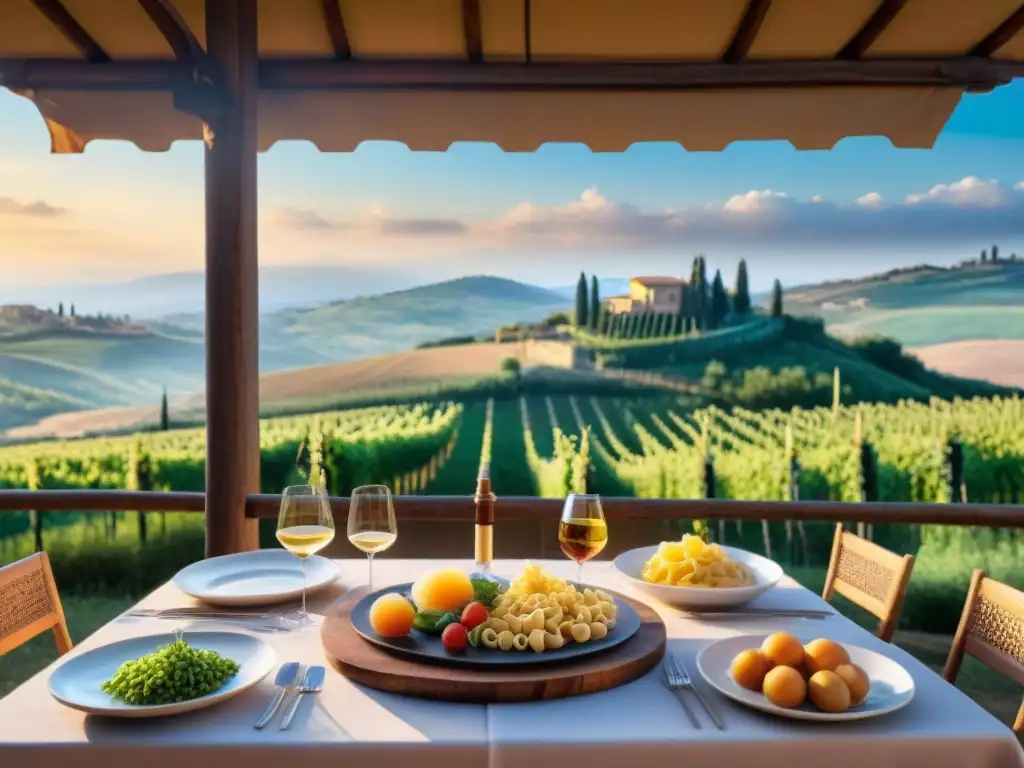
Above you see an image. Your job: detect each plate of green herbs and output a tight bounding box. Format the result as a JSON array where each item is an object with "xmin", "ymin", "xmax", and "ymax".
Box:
[{"xmin": 48, "ymin": 630, "xmax": 276, "ymax": 717}]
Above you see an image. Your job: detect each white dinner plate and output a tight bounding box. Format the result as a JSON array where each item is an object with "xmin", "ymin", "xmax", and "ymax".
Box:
[
  {"xmin": 173, "ymin": 549, "xmax": 341, "ymax": 607},
  {"xmin": 48, "ymin": 631, "xmax": 276, "ymax": 718},
  {"xmin": 613, "ymin": 545, "xmax": 782, "ymax": 610},
  {"xmin": 697, "ymin": 634, "xmax": 916, "ymax": 722}
]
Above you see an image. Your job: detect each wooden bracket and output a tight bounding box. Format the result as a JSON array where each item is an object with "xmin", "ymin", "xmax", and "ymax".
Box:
[{"xmin": 137, "ymin": 0, "xmax": 234, "ymax": 120}]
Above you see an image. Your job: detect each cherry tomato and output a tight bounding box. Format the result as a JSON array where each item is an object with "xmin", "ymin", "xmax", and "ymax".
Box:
[
  {"xmin": 442, "ymin": 622, "xmax": 469, "ymax": 653},
  {"xmin": 460, "ymin": 601, "xmax": 489, "ymax": 630}
]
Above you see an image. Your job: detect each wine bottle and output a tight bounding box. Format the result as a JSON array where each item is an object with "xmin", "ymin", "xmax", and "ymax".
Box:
[{"xmin": 474, "ymin": 464, "xmax": 495, "ymax": 573}]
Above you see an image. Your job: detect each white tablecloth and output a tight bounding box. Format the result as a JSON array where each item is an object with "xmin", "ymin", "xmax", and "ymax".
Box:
[{"xmin": 1, "ymin": 558, "xmax": 1021, "ymax": 768}]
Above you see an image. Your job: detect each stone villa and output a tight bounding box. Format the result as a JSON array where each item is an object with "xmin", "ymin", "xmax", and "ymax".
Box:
[{"xmin": 605, "ymin": 276, "xmax": 686, "ymax": 315}]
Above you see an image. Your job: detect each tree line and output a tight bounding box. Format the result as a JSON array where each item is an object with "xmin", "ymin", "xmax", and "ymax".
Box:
[{"xmin": 573, "ymin": 258, "xmax": 783, "ymax": 341}]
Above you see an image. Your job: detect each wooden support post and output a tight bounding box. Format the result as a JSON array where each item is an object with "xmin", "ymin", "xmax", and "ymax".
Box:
[{"xmin": 203, "ymin": 0, "xmax": 259, "ymax": 557}]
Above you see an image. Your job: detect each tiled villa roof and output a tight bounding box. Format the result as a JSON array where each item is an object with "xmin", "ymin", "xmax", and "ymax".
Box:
[{"xmin": 632, "ymin": 277, "xmax": 686, "ymax": 286}]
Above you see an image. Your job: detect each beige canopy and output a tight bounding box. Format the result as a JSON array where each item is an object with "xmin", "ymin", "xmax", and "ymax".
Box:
[{"xmin": 2, "ymin": 0, "xmax": 1024, "ymax": 153}]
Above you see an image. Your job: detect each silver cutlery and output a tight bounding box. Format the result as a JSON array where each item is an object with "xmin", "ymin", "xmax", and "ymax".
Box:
[
  {"xmin": 279, "ymin": 665, "xmax": 325, "ymax": 731},
  {"xmin": 255, "ymin": 662, "xmax": 304, "ymax": 730},
  {"xmin": 666, "ymin": 653, "xmax": 725, "ymax": 730},
  {"xmin": 663, "ymin": 658, "xmax": 701, "ymax": 729},
  {"xmin": 128, "ymin": 608, "xmax": 270, "ymax": 619},
  {"xmin": 681, "ymin": 608, "xmax": 833, "ymax": 621}
]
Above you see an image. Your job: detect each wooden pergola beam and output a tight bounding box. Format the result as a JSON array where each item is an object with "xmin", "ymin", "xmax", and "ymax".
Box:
[
  {"xmin": 29, "ymin": 0, "xmax": 109, "ymax": 63},
  {"xmin": 4, "ymin": 57, "xmax": 1017, "ymax": 93},
  {"xmin": 971, "ymin": 2, "xmax": 1024, "ymax": 57},
  {"xmin": 462, "ymin": 0, "xmax": 483, "ymax": 63},
  {"xmin": 203, "ymin": 0, "xmax": 260, "ymax": 557},
  {"xmin": 723, "ymin": 0, "xmax": 772, "ymax": 64},
  {"xmin": 838, "ymin": 0, "xmax": 908, "ymax": 60},
  {"xmin": 321, "ymin": 0, "xmax": 352, "ymax": 60}
]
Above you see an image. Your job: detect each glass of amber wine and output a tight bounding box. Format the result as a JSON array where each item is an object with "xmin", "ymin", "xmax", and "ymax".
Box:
[
  {"xmin": 558, "ymin": 493, "xmax": 608, "ymax": 588},
  {"xmin": 276, "ymin": 482, "xmax": 336, "ymax": 627},
  {"xmin": 347, "ymin": 485, "xmax": 397, "ymax": 593}
]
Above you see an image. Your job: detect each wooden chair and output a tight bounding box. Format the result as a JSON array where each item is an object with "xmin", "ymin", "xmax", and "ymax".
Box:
[
  {"xmin": 821, "ymin": 523, "xmax": 915, "ymax": 642},
  {"xmin": 943, "ymin": 570, "xmax": 1024, "ymax": 733},
  {"xmin": 0, "ymin": 552, "xmax": 73, "ymax": 657}
]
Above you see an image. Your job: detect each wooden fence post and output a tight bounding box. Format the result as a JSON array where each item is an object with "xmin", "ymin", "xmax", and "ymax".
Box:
[{"xmin": 946, "ymin": 437, "xmax": 965, "ymax": 503}]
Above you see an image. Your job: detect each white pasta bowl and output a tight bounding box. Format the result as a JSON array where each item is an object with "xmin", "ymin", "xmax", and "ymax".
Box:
[{"xmin": 612, "ymin": 544, "xmax": 783, "ymax": 610}]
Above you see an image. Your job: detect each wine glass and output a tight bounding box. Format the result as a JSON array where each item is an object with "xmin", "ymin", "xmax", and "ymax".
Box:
[
  {"xmin": 275, "ymin": 483, "xmax": 335, "ymax": 627},
  {"xmin": 347, "ymin": 485, "xmax": 397, "ymax": 593},
  {"xmin": 558, "ymin": 493, "xmax": 608, "ymax": 588}
]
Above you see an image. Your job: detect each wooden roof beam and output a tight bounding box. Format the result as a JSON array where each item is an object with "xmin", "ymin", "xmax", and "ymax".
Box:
[
  {"xmin": 137, "ymin": 0, "xmax": 231, "ymax": 120},
  {"xmin": 970, "ymin": 2, "xmax": 1024, "ymax": 57},
  {"xmin": 3, "ymin": 58, "xmax": 1019, "ymax": 93},
  {"xmin": 723, "ymin": 0, "xmax": 772, "ymax": 64},
  {"xmin": 462, "ymin": 0, "xmax": 483, "ymax": 63},
  {"xmin": 29, "ymin": 0, "xmax": 109, "ymax": 63},
  {"xmin": 838, "ymin": 0, "xmax": 908, "ymax": 60},
  {"xmin": 321, "ymin": 0, "xmax": 352, "ymax": 60}
]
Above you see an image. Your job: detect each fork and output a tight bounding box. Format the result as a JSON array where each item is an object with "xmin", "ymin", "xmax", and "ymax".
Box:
[
  {"xmin": 666, "ymin": 653, "xmax": 725, "ymax": 730},
  {"xmin": 663, "ymin": 658, "xmax": 701, "ymax": 729}
]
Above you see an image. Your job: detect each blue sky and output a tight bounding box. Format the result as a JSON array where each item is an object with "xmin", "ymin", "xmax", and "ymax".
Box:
[{"xmin": 2, "ymin": 81, "xmax": 1024, "ymax": 293}]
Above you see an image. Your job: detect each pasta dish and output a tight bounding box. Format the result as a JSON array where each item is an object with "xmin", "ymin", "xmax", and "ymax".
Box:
[{"xmin": 641, "ymin": 535, "xmax": 753, "ymax": 588}]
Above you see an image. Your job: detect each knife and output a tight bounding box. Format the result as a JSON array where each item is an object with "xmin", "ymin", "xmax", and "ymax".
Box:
[
  {"xmin": 279, "ymin": 665, "xmax": 325, "ymax": 731},
  {"xmin": 254, "ymin": 662, "xmax": 303, "ymax": 730},
  {"xmin": 681, "ymin": 608, "xmax": 833, "ymax": 620}
]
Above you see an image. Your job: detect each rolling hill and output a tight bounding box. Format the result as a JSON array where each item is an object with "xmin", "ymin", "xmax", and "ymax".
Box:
[{"xmin": 0, "ymin": 276, "xmax": 568, "ymax": 431}]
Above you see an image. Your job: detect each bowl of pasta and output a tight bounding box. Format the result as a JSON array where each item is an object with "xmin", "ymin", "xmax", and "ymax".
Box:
[{"xmin": 613, "ymin": 535, "xmax": 783, "ymax": 610}]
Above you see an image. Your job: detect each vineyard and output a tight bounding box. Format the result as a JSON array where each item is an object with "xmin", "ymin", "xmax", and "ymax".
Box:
[
  {"xmin": 0, "ymin": 393, "xmax": 1022, "ymax": 634},
  {"xmin": 2, "ymin": 393, "xmax": 1022, "ymax": 511}
]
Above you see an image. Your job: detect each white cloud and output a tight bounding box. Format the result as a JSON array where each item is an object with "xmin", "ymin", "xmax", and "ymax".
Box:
[
  {"xmin": 0, "ymin": 196, "xmax": 66, "ymax": 217},
  {"xmin": 855, "ymin": 192, "xmax": 884, "ymax": 208},
  {"xmin": 722, "ymin": 189, "xmax": 791, "ymax": 212},
  {"xmin": 273, "ymin": 176, "xmax": 1024, "ymax": 251},
  {"xmin": 905, "ymin": 176, "xmax": 1005, "ymax": 207}
]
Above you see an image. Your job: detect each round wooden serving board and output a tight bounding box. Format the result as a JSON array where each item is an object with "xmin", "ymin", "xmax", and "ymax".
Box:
[{"xmin": 321, "ymin": 587, "xmax": 667, "ymax": 703}]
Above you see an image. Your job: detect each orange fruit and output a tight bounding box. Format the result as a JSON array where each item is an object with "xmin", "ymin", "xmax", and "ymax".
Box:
[
  {"xmin": 761, "ymin": 632, "xmax": 805, "ymax": 668},
  {"xmin": 369, "ymin": 593, "xmax": 415, "ymax": 638},
  {"xmin": 730, "ymin": 649, "xmax": 773, "ymax": 692},
  {"xmin": 411, "ymin": 568, "xmax": 475, "ymax": 613},
  {"xmin": 803, "ymin": 638, "xmax": 850, "ymax": 674}
]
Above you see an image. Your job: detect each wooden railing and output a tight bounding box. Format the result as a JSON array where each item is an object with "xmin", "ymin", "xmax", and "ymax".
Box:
[{"xmin": 0, "ymin": 489, "xmax": 1022, "ymax": 528}]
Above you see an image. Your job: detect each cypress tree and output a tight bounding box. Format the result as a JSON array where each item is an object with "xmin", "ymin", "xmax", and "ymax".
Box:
[
  {"xmin": 658, "ymin": 313, "xmax": 669, "ymax": 337},
  {"xmin": 711, "ymin": 269, "xmax": 729, "ymax": 329},
  {"xmin": 770, "ymin": 279, "xmax": 784, "ymax": 317},
  {"xmin": 991, "ymin": 244, "xmax": 1000, "ymax": 262},
  {"xmin": 981, "ymin": 249, "xmax": 988, "ymax": 263},
  {"xmin": 70, "ymin": 303, "xmax": 75, "ymax": 317},
  {"xmin": 690, "ymin": 256, "xmax": 709, "ymax": 331},
  {"xmin": 58, "ymin": 302, "xmax": 64, "ymax": 317},
  {"xmin": 734, "ymin": 259, "xmax": 751, "ymax": 315},
  {"xmin": 159, "ymin": 388, "xmax": 170, "ymax": 431},
  {"xmin": 589, "ymin": 276, "xmax": 600, "ymax": 330},
  {"xmin": 575, "ymin": 272, "xmax": 589, "ymax": 329}
]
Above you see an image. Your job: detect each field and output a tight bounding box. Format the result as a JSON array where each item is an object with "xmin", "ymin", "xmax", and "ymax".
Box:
[
  {"xmin": 828, "ymin": 306, "xmax": 1024, "ymax": 347},
  {"xmin": 910, "ymin": 340, "xmax": 1024, "ymax": 390}
]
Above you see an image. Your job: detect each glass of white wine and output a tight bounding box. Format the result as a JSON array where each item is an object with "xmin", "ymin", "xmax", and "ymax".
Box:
[
  {"xmin": 347, "ymin": 484, "xmax": 397, "ymax": 593},
  {"xmin": 276, "ymin": 483, "xmax": 336, "ymax": 627},
  {"xmin": 558, "ymin": 493, "xmax": 608, "ymax": 588}
]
